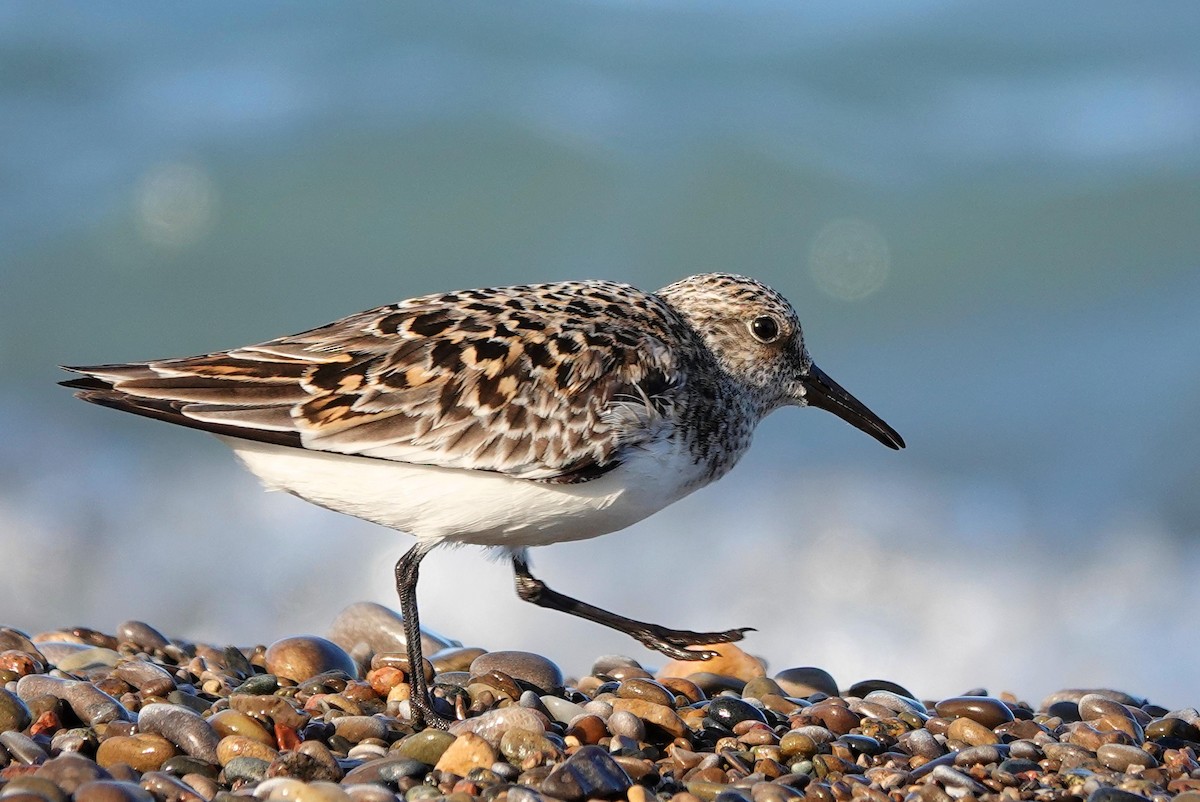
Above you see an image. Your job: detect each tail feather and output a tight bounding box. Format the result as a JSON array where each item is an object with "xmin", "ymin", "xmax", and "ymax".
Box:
[{"xmin": 60, "ymin": 369, "xmax": 302, "ymax": 449}]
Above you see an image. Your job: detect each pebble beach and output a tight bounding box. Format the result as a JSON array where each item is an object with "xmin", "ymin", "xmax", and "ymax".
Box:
[{"xmin": 2, "ymin": 602, "xmax": 1196, "ymax": 802}]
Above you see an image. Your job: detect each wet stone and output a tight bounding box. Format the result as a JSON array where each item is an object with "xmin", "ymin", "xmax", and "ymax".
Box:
[
  {"xmin": 448, "ymin": 705, "xmax": 548, "ymax": 748},
  {"xmin": 215, "ymin": 734, "xmax": 278, "ymax": 766},
  {"xmin": 607, "ymin": 709, "xmax": 646, "ymax": 741},
  {"xmin": 538, "ymin": 694, "xmax": 585, "ymax": 724},
  {"xmin": 206, "ymin": 709, "xmax": 274, "ymax": 746},
  {"xmin": 115, "ymin": 621, "xmax": 171, "ymax": 653},
  {"xmin": 222, "ymin": 755, "xmax": 270, "ymax": 783},
  {"xmin": 934, "ymin": 696, "xmax": 1014, "ymax": 728},
  {"xmin": 708, "ymin": 696, "xmax": 768, "ymax": 728},
  {"xmin": 946, "ymin": 716, "xmax": 999, "ymax": 745},
  {"xmin": 95, "ymin": 733, "xmax": 177, "ymax": 772},
  {"xmin": 468, "ymin": 651, "xmax": 563, "ymax": 694},
  {"xmin": 1, "ymin": 729, "xmax": 49, "ymax": 764},
  {"xmin": 844, "ymin": 679, "xmax": 916, "ymax": 698},
  {"xmin": 34, "ymin": 753, "xmax": 112, "ymax": 794},
  {"xmin": 16, "ymin": 675, "xmax": 129, "ymax": 725},
  {"xmin": 659, "ymin": 643, "xmax": 765, "ymax": 684},
  {"xmin": 1146, "ymin": 716, "xmax": 1200, "ymax": 742},
  {"xmin": 136, "ymin": 703, "xmax": 221, "ymax": 764},
  {"xmin": 1085, "ymin": 789, "xmax": 1151, "ymax": 802},
  {"xmin": 1096, "ymin": 743, "xmax": 1158, "ymax": 771},
  {"xmin": 395, "ymin": 729, "xmax": 457, "ymax": 765},
  {"xmin": 327, "ymin": 602, "xmax": 453, "ymax": 665},
  {"xmin": 611, "ymin": 697, "xmax": 687, "ymax": 739},
  {"xmin": 499, "ymin": 728, "xmax": 560, "ymax": 767},
  {"xmin": 616, "ymin": 677, "xmax": 676, "ymax": 707},
  {"xmin": 264, "ymin": 636, "xmax": 358, "ymax": 684},
  {"xmin": 539, "ymin": 744, "xmax": 632, "ymax": 801},
  {"xmin": 433, "ymin": 732, "xmax": 497, "ymax": 776},
  {"xmin": 331, "ymin": 715, "xmax": 388, "ymax": 743},
  {"xmin": 0, "ymin": 687, "xmax": 33, "ymax": 732},
  {"xmin": 774, "ymin": 668, "xmax": 838, "ymax": 699},
  {"xmin": 139, "ymin": 771, "xmax": 206, "ymax": 802},
  {"xmin": 74, "ymin": 780, "xmax": 155, "ymax": 802},
  {"xmin": 863, "ymin": 690, "xmax": 927, "ymax": 715}
]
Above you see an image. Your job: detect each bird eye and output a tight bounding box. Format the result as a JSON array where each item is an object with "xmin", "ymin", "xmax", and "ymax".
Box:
[{"xmin": 749, "ymin": 315, "xmax": 780, "ymax": 343}]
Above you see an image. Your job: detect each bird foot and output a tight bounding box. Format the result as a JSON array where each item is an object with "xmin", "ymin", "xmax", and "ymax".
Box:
[{"xmin": 632, "ymin": 625, "xmax": 755, "ymax": 660}]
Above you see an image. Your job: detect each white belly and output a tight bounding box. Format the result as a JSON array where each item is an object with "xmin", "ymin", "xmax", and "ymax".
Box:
[{"xmin": 217, "ymin": 435, "xmax": 715, "ymax": 548}]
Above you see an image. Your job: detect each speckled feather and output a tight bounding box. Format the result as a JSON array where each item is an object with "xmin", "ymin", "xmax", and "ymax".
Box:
[{"xmin": 64, "ymin": 274, "xmax": 809, "ymax": 486}]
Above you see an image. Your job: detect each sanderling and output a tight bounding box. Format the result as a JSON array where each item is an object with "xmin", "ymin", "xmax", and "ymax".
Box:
[{"xmin": 62, "ymin": 272, "xmax": 904, "ymax": 728}]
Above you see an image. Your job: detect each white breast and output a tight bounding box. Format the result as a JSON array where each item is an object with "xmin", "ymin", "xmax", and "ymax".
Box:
[{"xmin": 217, "ymin": 434, "xmax": 719, "ymax": 548}]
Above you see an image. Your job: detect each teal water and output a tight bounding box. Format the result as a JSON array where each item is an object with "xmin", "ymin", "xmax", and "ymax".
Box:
[{"xmin": 2, "ymin": 1, "xmax": 1198, "ymax": 705}]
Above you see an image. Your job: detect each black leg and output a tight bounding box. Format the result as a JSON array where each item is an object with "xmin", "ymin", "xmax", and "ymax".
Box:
[
  {"xmin": 395, "ymin": 542, "xmax": 450, "ymax": 730},
  {"xmin": 512, "ymin": 555, "xmax": 753, "ymax": 660}
]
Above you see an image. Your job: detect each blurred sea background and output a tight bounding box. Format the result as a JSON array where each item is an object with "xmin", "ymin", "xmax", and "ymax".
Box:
[{"xmin": 2, "ymin": 2, "xmax": 1198, "ymax": 707}]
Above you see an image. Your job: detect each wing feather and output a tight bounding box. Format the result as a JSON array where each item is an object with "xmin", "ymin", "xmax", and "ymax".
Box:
[{"xmin": 63, "ymin": 281, "xmax": 688, "ymax": 482}]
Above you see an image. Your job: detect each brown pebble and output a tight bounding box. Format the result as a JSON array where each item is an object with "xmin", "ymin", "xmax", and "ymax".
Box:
[
  {"xmin": 226, "ymin": 694, "xmax": 309, "ymax": 730},
  {"xmin": 139, "ymin": 772, "xmax": 206, "ymax": 802},
  {"xmin": 658, "ymin": 676, "xmax": 705, "ymax": 704},
  {"xmin": 74, "ymin": 780, "xmax": 154, "ymax": 802},
  {"xmin": 96, "ymin": 733, "xmax": 177, "ymax": 772},
  {"xmin": 207, "ymin": 710, "xmax": 274, "ymax": 747},
  {"xmin": 215, "ymin": 734, "xmax": 278, "ymax": 766},
  {"xmin": 611, "ymin": 697, "xmax": 687, "ymax": 739},
  {"xmin": 264, "ymin": 636, "xmax": 357, "ymax": 683},
  {"xmin": 933, "ymin": 696, "xmax": 1014, "ymax": 728},
  {"xmin": 433, "ymin": 732, "xmax": 497, "ymax": 775},
  {"xmin": 1096, "ymin": 743, "xmax": 1159, "ymax": 771},
  {"xmin": 468, "ymin": 651, "xmax": 563, "ymax": 694},
  {"xmin": 616, "ymin": 677, "xmax": 676, "ymax": 707},
  {"xmin": 946, "ymin": 717, "xmax": 999, "ymax": 746},
  {"xmin": 136, "ymin": 704, "xmax": 220, "ymax": 764},
  {"xmin": 565, "ymin": 714, "xmax": 607, "ymax": 744}
]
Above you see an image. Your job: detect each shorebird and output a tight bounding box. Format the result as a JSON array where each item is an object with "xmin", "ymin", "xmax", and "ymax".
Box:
[{"xmin": 62, "ymin": 272, "xmax": 904, "ymax": 728}]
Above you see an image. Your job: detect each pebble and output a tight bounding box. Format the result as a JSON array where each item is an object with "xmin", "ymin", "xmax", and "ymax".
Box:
[
  {"xmin": 946, "ymin": 716, "xmax": 999, "ymax": 746},
  {"xmin": 0, "ymin": 687, "xmax": 33, "ymax": 732},
  {"xmin": 207, "ymin": 709, "xmax": 275, "ymax": 746},
  {"xmin": 1096, "ymin": 743, "xmax": 1158, "ymax": 771},
  {"xmin": 115, "ymin": 621, "xmax": 171, "ymax": 653},
  {"xmin": 15, "ymin": 675, "xmax": 129, "ymax": 725},
  {"xmin": 95, "ymin": 733, "xmax": 177, "ymax": 771},
  {"xmin": 433, "ymin": 732, "xmax": 497, "ymax": 775},
  {"xmin": 215, "ymin": 734, "xmax": 278, "ymax": 766},
  {"xmin": 136, "ymin": 703, "xmax": 221, "ymax": 764},
  {"xmin": 447, "ymin": 706, "xmax": 547, "ymax": 747},
  {"xmin": 0, "ymin": 610, "xmax": 1193, "ymax": 802},
  {"xmin": 74, "ymin": 780, "xmax": 155, "ymax": 802},
  {"xmin": 264, "ymin": 636, "xmax": 358, "ymax": 684},
  {"xmin": 326, "ymin": 602, "xmax": 454, "ymax": 664},
  {"xmin": 773, "ymin": 668, "xmax": 838, "ymax": 698},
  {"xmin": 395, "ymin": 729, "xmax": 456, "ymax": 765},
  {"xmin": 468, "ymin": 651, "xmax": 563, "ymax": 694},
  {"xmin": 540, "ymin": 744, "xmax": 631, "ymax": 801},
  {"xmin": 607, "ymin": 709, "xmax": 646, "ymax": 741},
  {"xmin": 538, "ymin": 695, "xmax": 586, "ymax": 723},
  {"xmin": 33, "ymin": 753, "xmax": 110, "ymax": 793},
  {"xmin": 933, "ymin": 695, "xmax": 1014, "ymax": 728},
  {"xmin": 611, "ymin": 697, "xmax": 687, "ymax": 739},
  {"xmin": 2, "ymin": 729, "xmax": 49, "ymax": 763}
]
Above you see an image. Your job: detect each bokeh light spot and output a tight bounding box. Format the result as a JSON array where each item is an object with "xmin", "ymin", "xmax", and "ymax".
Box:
[
  {"xmin": 808, "ymin": 217, "xmax": 891, "ymax": 301},
  {"xmin": 135, "ymin": 162, "xmax": 217, "ymax": 249}
]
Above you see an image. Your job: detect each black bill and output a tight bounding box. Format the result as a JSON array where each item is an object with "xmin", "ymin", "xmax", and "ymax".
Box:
[{"xmin": 803, "ymin": 363, "xmax": 905, "ymax": 450}]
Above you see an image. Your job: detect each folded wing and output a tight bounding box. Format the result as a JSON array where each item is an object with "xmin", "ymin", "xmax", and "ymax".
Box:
[{"xmin": 63, "ymin": 282, "xmax": 683, "ymax": 483}]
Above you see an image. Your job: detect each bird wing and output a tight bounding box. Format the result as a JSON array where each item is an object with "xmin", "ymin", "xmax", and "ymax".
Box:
[{"xmin": 62, "ymin": 281, "xmax": 684, "ymax": 482}]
